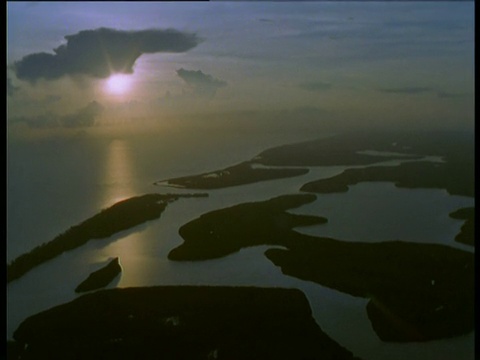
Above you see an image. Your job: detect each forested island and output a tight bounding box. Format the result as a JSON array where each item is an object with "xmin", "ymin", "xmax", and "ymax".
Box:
[
  {"xmin": 254, "ymin": 131, "xmax": 424, "ymax": 166},
  {"xmin": 168, "ymin": 194, "xmax": 326, "ymax": 260},
  {"xmin": 156, "ymin": 161, "xmax": 308, "ymax": 189},
  {"xmin": 9, "ymin": 286, "xmax": 361, "ymax": 360},
  {"xmin": 170, "ymin": 194, "xmax": 474, "ymax": 342},
  {"xmin": 7, "ymin": 193, "xmax": 207, "ymax": 283},
  {"xmin": 265, "ymin": 240, "xmax": 473, "ymax": 342},
  {"xmin": 75, "ymin": 257, "xmax": 122, "ymax": 293},
  {"xmin": 449, "ymin": 207, "xmax": 475, "ymax": 246},
  {"xmin": 158, "ymin": 131, "xmax": 473, "ymax": 195},
  {"xmin": 300, "ymin": 160, "xmax": 474, "ymax": 197}
]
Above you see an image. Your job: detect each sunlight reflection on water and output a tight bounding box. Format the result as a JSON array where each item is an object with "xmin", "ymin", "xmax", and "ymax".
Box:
[
  {"xmin": 101, "ymin": 139, "xmax": 137, "ymax": 208},
  {"xmin": 7, "ymin": 133, "xmax": 475, "ymax": 360}
]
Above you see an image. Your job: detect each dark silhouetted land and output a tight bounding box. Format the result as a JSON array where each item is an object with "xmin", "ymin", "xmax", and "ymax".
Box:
[
  {"xmin": 10, "ymin": 286, "xmax": 361, "ymax": 360},
  {"xmin": 168, "ymin": 194, "xmax": 326, "ymax": 260},
  {"xmin": 266, "ymin": 239, "xmax": 473, "ymax": 342},
  {"xmin": 300, "ymin": 160, "xmax": 474, "ymax": 197},
  {"xmin": 7, "ymin": 193, "xmax": 207, "ymax": 283},
  {"xmin": 449, "ymin": 207, "xmax": 475, "ymax": 246},
  {"xmin": 158, "ymin": 131, "xmax": 473, "ymax": 192},
  {"xmin": 257, "ymin": 130, "xmax": 473, "ymax": 167},
  {"xmin": 255, "ymin": 131, "xmax": 423, "ymax": 166},
  {"xmin": 296, "ymin": 131, "xmax": 473, "ymax": 197},
  {"xmin": 170, "ymin": 195, "xmax": 474, "ymax": 342},
  {"xmin": 156, "ymin": 161, "xmax": 308, "ymax": 189},
  {"xmin": 75, "ymin": 257, "xmax": 122, "ymax": 293}
]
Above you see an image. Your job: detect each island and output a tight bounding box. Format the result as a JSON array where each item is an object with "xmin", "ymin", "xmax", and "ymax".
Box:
[
  {"xmin": 294, "ymin": 130, "xmax": 473, "ymax": 198},
  {"xmin": 254, "ymin": 130, "xmax": 423, "ymax": 167},
  {"xmin": 168, "ymin": 194, "xmax": 326, "ymax": 260},
  {"xmin": 7, "ymin": 193, "xmax": 208, "ymax": 283},
  {"xmin": 260, "ymin": 130, "xmax": 473, "ymax": 168},
  {"xmin": 157, "ymin": 130, "xmax": 472, "ymax": 191},
  {"xmin": 155, "ymin": 161, "xmax": 309, "ymax": 189},
  {"xmin": 300, "ymin": 160, "xmax": 474, "ymax": 197},
  {"xmin": 9, "ymin": 286, "xmax": 361, "ymax": 360},
  {"xmin": 75, "ymin": 257, "xmax": 122, "ymax": 293},
  {"xmin": 169, "ymin": 194, "xmax": 474, "ymax": 342},
  {"xmin": 449, "ymin": 207, "xmax": 475, "ymax": 246},
  {"xmin": 265, "ymin": 239, "xmax": 474, "ymax": 342}
]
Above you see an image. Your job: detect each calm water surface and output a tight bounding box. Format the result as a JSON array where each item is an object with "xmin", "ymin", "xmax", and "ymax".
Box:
[{"xmin": 7, "ymin": 129, "xmax": 474, "ymax": 360}]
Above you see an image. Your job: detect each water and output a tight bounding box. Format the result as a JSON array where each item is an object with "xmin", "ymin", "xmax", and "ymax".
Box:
[
  {"xmin": 6, "ymin": 128, "xmax": 474, "ymax": 360},
  {"xmin": 290, "ymin": 182, "xmax": 473, "ymax": 251}
]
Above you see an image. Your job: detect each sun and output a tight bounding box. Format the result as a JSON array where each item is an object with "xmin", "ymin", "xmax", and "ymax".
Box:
[{"xmin": 105, "ymin": 74, "xmax": 132, "ymax": 95}]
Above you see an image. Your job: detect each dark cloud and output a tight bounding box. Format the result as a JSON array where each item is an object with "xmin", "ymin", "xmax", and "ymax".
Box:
[
  {"xmin": 7, "ymin": 76, "xmax": 19, "ymax": 96},
  {"xmin": 176, "ymin": 68, "xmax": 227, "ymax": 99},
  {"xmin": 299, "ymin": 81, "xmax": 332, "ymax": 93},
  {"xmin": 12, "ymin": 101, "xmax": 104, "ymax": 129},
  {"xmin": 13, "ymin": 28, "xmax": 201, "ymax": 82},
  {"xmin": 378, "ymin": 87, "xmax": 432, "ymax": 95}
]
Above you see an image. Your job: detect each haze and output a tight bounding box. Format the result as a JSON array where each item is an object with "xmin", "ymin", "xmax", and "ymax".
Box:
[{"xmin": 7, "ymin": 1, "xmax": 474, "ymax": 140}]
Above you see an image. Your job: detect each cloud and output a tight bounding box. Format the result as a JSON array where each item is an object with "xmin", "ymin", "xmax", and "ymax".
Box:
[
  {"xmin": 13, "ymin": 28, "xmax": 201, "ymax": 82},
  {"xmin": 299, "ymin": 81, "xmax": 332, "ymax": 93},
  {"xmin": 377, "ymin": 87, "xmax": 432, "ymax": 95},
  {"xmin": 61, "ymin": 101, "xmax": 104, "ymax": 128},
  {"xmin": 149, "ymin": 69, "xmax": 227, "ymax": 114},
  {"xmin": 11, "ymin": 101, "xmax": 104, "ymax": 128},
  {"xmin": 7, "ymin": 76, "xmax": 19, "ymax": 96},
  {"xmin": 176, "ymin": 68, "xmax": 227, "ymax": 99}
]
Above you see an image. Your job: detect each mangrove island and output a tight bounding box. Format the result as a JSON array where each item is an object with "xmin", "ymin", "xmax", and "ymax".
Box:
[
  {"xmin": 449, "ymin": 207, "xmax": 475, "ymax": 247},
  {"xmin": 75, "ymin": 257, "xmax": 122, "ymax": 293},
  {"xmin": 10, "ymin": 286, "xmax": 361, "ymax": 360},
  {"xmin": 156, "ymin": 161, "xmax": 309, "ymax": 189},
  {"xmin": 7, "ymin": 193, "xmax": 208, "ymax": 283},
  {"xmin": 170, "ymin": 194, "xmax": 474, "ymax": 342}
]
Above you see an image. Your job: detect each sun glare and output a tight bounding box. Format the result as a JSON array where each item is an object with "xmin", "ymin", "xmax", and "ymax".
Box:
[{"xmin": 105, "ymin": 74, "xmax": 132, "ymax": 95}]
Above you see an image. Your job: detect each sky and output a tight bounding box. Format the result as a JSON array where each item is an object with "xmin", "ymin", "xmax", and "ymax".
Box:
[{"xmin": 6, "ymin": 1, "xmax": 475, "ymax": 138}]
